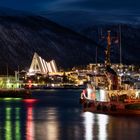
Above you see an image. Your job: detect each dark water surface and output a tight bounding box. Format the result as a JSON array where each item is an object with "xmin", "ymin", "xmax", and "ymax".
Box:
[{"xmin": 0, "ymin": 89, "xmax": 140, "ymax": 140}]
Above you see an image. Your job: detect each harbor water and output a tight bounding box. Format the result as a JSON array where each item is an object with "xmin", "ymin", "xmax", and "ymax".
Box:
[{"xmin": 0, "ymin": 89, "xmax": 140, "ymax": 140}]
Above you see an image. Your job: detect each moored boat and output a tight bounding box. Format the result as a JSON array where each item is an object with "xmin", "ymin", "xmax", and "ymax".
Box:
[
  {"xmin": 80, "ymin": 90, "xmax": 140, "ymax": 116},
  {"xmin": 80, "ymin": 29, "xmax": 140, "ymax": 116}
]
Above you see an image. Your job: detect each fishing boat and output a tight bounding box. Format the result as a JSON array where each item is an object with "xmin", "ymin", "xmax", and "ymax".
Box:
[
  {"xmin": 80, "ymin": 29, "xmax": 140, "ymax": 116},
  {"xmin": 80, "ymin": 89, "xmax": 140, "ymax": 116}
]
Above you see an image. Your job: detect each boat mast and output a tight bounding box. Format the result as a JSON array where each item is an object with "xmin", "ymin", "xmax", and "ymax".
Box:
[
  {"xmin": 95, "ymin": 46, "xmax": 98, "ymax": 65},
  {"xmin": 119, "ymin": 25, "xmax": 122, "ymax": 66},
  {"xmin": 6, "ymin": 64, "xmax": 8, "ymax": 79},
  {"xmin": 105, "ymin": 30, "xmax": 111, "ymax": 67}
]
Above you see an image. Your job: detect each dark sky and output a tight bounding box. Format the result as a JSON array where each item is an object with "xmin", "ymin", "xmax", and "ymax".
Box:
[{"xmin": 0, "ymin": 0, "xmax": 139, "ymax": 12}]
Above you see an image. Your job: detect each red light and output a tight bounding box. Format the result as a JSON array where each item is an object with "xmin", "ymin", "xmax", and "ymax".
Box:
[
  {"xmin": 28, "ymin": 80, "xmax": 32, "ymax": 88},
  {"xmin": 28, "ymin": 80, "xmax": 32, "ymax": 83},
  {"xmin": 26, "ymin": 107, "xmax": 34, "ymax": 140},
  {"xmin": 28, "ymin": 84, "xmax": 32, "ymax": 88},
  {"xmin": 23, "ymin": 99, "xmax": 38, "ymax": 104}
]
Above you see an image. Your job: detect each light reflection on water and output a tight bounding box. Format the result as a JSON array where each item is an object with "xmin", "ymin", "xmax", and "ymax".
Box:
[
  {"xmin": 83, "ymin": 112, "xmax": 94, "ymax": 140},
  {"xmin": 15, "ymin": 108, "xmax": 21, "ymax": 140},
  {"xmin": 45, "ymin": 108, "xmax": 59, "ymax": 140},
  {"xmin": 0, "ymin": 90, "xmax": 139, "ymax": 140},
  {"xmin": 34, "ymin": 107, "xmax": 60, "ymax": 140},
  {"xmin": 83, "ymin": 112, "xmax": 108, "ymax": 140},
  {"xmin": 5, "ymin": 107, "xmax": 12, "ymax": 140},
  {"xmin": 3, "ymin": 107, "xmax": 21, "ymax": 140},
  {"xmin": 98, "ymin": 114, "xmax": 108, "ymax": 140},
  {"xmin": 26, "ymin": 107, "xmax": 34, "ymax": 140}
]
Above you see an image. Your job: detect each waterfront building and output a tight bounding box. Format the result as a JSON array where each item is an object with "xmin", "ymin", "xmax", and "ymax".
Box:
[
  {"xmin": 0, "ymin": 75, "xmax": 22, "ymax": 89},
  {"xmin": 28, "ymin": 52, "xmax": 58, "ymax": 75}
]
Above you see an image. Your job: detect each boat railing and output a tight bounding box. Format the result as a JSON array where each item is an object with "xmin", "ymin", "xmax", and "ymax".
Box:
[
  {"xmin": 124, "ymin": 99, "xmax": 140, "ymax": 103},
  {"xmin": 107, "ymin": 89, "xmax": 139, "ymax": 103}
]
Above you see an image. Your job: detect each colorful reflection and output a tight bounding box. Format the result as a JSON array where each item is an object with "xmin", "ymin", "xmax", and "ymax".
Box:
[
  {"xmin": 15, "ymin": 108, "xmax": 21, "ymax": 140},
  {"xmin": 83, "ymin": 112, "xmax": 94, "ymax": 140},
  {"xmin": 5, "ymin": 107, "xmax": 12, "ymax": 140},
  {"xmin": 24, "ymin": 99, "xmax": 38, "ymax": 140},
  {"xmin": 1, "ymin": 98, "xmax": 22, "ymax": 101},
  {"xmin": 26, "ymin": 106, "xmax": 34, "ymax": 140},
  {"xmin": 23, "ymin": 99, "xmax": 38, "ymax": 104},
  {"xmin": 27, "ymin": 106, "xmax": 59, "ymax": 140},
  {"xmin": 1, "ymin": 99, "xmax": 37, "ymax": 140},
  {"xmin": 4, "ymin": 107, "xmax": 22, "ymax": 140}
]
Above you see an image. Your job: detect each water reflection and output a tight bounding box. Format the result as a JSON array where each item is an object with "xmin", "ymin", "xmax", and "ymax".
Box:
[
  {"xmin": 83, "ymin": 112, "xmax": 109, "ymax": 140},
  {"xmin": 46, "ymin": 108, "xmax": 59, "ymax": 140},
  {"xmin": 4, "ymin": 107, "xmax": 21, "ymax": 140},
  {"xmin": 34, "ymin": 107, "xmax": 59, "ymax": 140},
  {"xmin": 26, "ymin": 107, "xmax": 34, "ymax": 140},
  {"xmin": 107, "ymin": 116, "xmax": 140, "ymax": 140},
  {"xmin": 24, "ymin": 98, "xmax": 60, "ymax": 140},
  {"xmin": 98, "ymin": 114, "xmax": 108, "ymax": 140},
  {"xmin": 83, "ymin": 112, "xmax": 94, "ymax": 140},
  {"xmin": 0, "ymin": 98, "xmax": 37, "ymax": 140},
  {"xmin": 0, "ymin": 90, "xmax": 140, "ymax": 140},
  {"xmin": 24, "ymin": 99, "xmax": 38, "ymax": 140},
  {"xmin": 5, "ymin": 107, "xmax": 12, "ymax": 140},
  {"xmin": 15, "ymin": 108, "xmax": 21, "ymax": 140}
]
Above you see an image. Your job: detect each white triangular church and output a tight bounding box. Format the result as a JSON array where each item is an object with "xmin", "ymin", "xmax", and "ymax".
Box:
[{"xmin": 28, "ymin": 52, "xmax": 58, "ymax": 75}]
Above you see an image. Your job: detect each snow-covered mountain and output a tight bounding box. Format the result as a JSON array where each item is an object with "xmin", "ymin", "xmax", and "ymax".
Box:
[
  {"xmin": 0, "ymin": 10, "xmax": 101, "ymax": 74},
  {"xmin": 0, "ymin": 9, "xmax": 139, "ymax": 74}
]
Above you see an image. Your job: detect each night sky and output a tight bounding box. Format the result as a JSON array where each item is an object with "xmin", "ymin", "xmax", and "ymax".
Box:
[{"xmin": 0, "ymin": 0, "xmax": 139, "ymax": 13}]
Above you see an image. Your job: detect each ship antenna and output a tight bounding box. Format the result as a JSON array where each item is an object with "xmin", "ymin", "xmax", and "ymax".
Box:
[
  {"xmin": 105, "ymin": 30, "xmax": 111, "ymax": 67},
  {"xmin": 119, "ymin": 24, "xmax": 122, "ymax": 66}
]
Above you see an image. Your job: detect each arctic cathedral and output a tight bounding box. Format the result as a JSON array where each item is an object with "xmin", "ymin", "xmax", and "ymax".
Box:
[{"xmin": 28, "ymin": 52, "xmax": 58, "ymax": 75}]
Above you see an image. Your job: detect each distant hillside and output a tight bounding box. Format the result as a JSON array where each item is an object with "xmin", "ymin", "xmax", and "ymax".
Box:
[
  {"xmin": 0, "ymin": 9, "xmax": 139, "ymax": 74},
  {"xmin": 0, "ymin": 11, "xmax": 101, "ymax": 74}
]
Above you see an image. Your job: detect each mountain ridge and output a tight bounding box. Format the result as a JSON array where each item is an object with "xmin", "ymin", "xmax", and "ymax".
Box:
[
  {"xmin": 0, "ymin": 9, "xmax": 139, "ymax": 74},
  {"xmin": 0, "ymin": 11, "xmax": 99, "ymax": 74}
]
